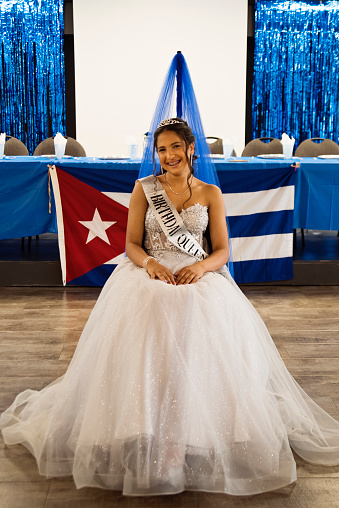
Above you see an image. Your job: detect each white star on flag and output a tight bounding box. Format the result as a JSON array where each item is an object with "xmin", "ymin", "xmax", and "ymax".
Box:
[{"xmin": 79, "ymin": 208, "xmax": 116, "ymax": 244}]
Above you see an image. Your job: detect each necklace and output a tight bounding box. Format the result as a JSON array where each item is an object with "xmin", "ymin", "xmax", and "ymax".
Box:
[{"xmin": 164, "ymin": 173, "xmax": 191, "ymax": 195}]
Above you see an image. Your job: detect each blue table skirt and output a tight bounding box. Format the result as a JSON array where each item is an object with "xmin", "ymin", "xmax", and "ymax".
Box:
[
  {"xmin": 0, "ymin": 156, "xmax": 338, "ymax": 240},
  {"xmin": 293, "ymin": 159, "xmax": 339, "ymax": 230}
]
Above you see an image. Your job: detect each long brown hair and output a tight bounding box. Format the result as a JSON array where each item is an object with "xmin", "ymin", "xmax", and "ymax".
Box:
[{"xmin": 153, "ymin": 118, "xmax": 198, "ymax": 208}]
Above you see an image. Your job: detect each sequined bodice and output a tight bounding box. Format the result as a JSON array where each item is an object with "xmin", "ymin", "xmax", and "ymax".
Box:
[{"xmin": 144, "ymin": 204, "xmax": 209, "ymax": 259}]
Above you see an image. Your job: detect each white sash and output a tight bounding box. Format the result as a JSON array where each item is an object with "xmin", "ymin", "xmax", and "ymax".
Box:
[{"xmin": 140, "ymin": 175, "xmax": 208, "ymax": 262}]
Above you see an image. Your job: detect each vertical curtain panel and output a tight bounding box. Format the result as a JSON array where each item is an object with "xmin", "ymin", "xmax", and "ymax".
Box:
[
  {"xmin": 253, "ymin": 0, "xmax": 339, "ymax": 148},
  {"xmin": 0, "ymin": 0, "xmax": 65, "ymax": 154}
]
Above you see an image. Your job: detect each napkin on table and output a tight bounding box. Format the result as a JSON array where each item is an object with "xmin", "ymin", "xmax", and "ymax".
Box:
[
  {"xmin": 54, "ymin": 132, "xmax": 67, "ymax": 146},
  {"xmin": 281, "ymin": 133, "xmax": 295, "ymax": 158},
  {"xmin": 54, "ymin": 132, "xmax": 67, "ymax": 159},
  {"xmin": 0, "ymin": 133, "xmax": 5, "ymax": 159},
  {"xmin": 281, "ymin": 133, "xmax": 295, "ymax": 145}
]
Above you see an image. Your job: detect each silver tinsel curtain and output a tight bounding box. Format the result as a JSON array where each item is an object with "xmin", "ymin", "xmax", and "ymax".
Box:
[
  {"xmin": 253, "ymin": 0, "xmax": 339, "ymax": 148},
  {"xmin": 0, "ymin": 0, "xmax": 66, "ymax": 154}
]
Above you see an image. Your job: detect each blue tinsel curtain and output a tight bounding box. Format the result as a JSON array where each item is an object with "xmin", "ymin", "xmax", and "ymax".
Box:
[
  {"xmin": 0, "ymin": 0, "xmax": 66, "ymax": 154},
  {"xmin": 253, "ymin": 0, "xmax": 339, "ymax": 148}
]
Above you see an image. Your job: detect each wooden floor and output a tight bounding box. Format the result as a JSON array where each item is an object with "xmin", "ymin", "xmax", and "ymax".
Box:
[{"xmin": 0, "ymin": 286, "xmax": 338, "ymax": 508}]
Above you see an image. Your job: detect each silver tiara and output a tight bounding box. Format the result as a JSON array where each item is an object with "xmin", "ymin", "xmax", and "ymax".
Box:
[{"xmin": 157, "ymin": 118, "xmax": 185, "ymax": 129}]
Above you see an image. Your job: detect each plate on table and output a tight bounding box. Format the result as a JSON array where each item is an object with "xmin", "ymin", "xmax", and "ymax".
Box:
[
  {"xmin": 209, "ymin": 153, "xmax": 225, "ymax": 159},
  {"xmin": 99, "ymin": 156, "xmax": 129, "ymax": 160},
  {"xmin": 257, "ymin": 154, "xmax": 286, "ymax": 159},
  {"xmin": 228, "ymin": 158, "xmax": 249, "ymax": 162},
  {"xmin": 317, "ymin": 154, "xmax": 339, "ymax": 159},
  {"xmin": 40, "ymin": 154, "xmax": 72, "ymax": 158}
]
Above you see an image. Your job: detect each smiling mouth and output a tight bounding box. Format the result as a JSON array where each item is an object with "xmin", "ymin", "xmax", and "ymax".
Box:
[{"xmin": 167, "ymin": 160, "xmax": 180, "ymax": 167}]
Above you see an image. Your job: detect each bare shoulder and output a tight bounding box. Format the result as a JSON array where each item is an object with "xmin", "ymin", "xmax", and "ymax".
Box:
[
  {"xmin": 129, "ymin": 179, "xmax": 148, "ymax": 208},
  {"xmin": 193, "ymin": 178, "xmax": 222, "ymax": 205},
  {"xmin": 133, "ymin": 179, "xmax": 143, "ymax": 191},
  {"xmin": 206, "ymin": 183, "xmax": 222, "ymax": 199},
  {"xmin": 132, "ymin": 179, "xmax": 146, "ymax": 197}
]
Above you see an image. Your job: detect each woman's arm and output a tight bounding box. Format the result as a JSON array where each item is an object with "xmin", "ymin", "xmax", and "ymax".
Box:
[
  {"xmin": 175, "ymin": 185, "xmax": 229, "ymax": 285},
  {"xmin": 201, "ymin": 184, "xmax": 230, "ymax": 269},
  {"xmin": 125, "ymin": 181, "xmax": 176, "ymax": 284},
  {"xmin": 125, "ymin": 181, "xmax": 149, "ymax": 266}
]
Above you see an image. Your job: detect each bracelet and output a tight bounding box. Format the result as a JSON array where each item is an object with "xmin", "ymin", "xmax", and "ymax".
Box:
[{"xmin": 142, "ymin": 256, "xmax": 155, "ymax": 268}]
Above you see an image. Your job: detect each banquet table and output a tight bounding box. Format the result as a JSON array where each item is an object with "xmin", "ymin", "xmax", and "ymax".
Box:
[{"xmin": 0, "ymin": 155, "xmax": 338, "ymax": 240}]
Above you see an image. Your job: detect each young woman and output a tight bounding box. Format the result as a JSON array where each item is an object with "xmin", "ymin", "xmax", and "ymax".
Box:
[
  {"xmin": 1, "ymin": 118, "xmax": 339, "ymax": 497},
  {"xmin": 126, "ymin": 120, "xmax": 229, "ymax": 286}
]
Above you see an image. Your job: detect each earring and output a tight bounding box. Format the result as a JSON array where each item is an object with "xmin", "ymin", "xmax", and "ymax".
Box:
[{"xmin": 160, "ymin": 167, "xmax": 164, "ymax": 175}]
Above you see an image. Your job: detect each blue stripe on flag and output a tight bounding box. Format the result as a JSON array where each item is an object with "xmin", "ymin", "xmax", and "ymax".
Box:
[
  {"xmin": 234, "ymin": 258, "xmax": 293, "ymax": 284},
  {"xmin": 228, "ymin": 210, "xmax": 294, "ymax": 238},
  {"xmin": 57, "ymin": 164, "xmax": 139, "ymax": 193},
  {"xmin": 67, "ymin": 264, "xmax": 116, "ymax": 286},
  {"xmin": 218, "ymin": 166, "xmax": 296, "ymax": 193}
]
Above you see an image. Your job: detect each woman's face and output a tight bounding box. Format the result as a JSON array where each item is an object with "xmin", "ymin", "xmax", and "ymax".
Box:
[{"xmin": 156, "ymin": 130, "xmax": 194, "ymax": 176}]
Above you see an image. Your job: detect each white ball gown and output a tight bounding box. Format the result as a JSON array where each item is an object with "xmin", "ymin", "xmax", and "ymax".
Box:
[{"xmin": 1, "ymin": 198, "xmax": 339, "ymax": 497}]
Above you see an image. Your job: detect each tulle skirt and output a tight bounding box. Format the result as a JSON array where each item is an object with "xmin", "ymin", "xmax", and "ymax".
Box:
[{"xmin": 1, "ymin": 253, "xmax": 339, "ymax": 496}]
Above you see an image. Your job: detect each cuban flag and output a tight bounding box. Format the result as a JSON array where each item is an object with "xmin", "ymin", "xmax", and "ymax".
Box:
[
  {"xmin": 50, "ymin": 163, "xmax": 296, "ymax": 286},
  {"xmin": 49, "ymin": 165, "xmax": 137, "ymax": 286},
  {"xmin": 219, "ymin": 165, "xmax": 296, "ymax": 284}
]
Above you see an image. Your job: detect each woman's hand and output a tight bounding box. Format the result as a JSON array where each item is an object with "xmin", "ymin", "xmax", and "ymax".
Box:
[
  {"xmin": 146, "ymin": 259, "xmax": 176, "ymax": 285},
  {"xmin": 174, "ymin": 263, "xmax": 205, "ymax": 285}
]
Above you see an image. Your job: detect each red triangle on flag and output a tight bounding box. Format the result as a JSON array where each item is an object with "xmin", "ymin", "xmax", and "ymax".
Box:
[{"xmin": 53, "ymin": 167, "xmax": 128, "ymax": 283}]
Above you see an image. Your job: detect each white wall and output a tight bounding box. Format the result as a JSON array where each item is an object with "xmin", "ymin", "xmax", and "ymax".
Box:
[{"xmin": 73, "ymin": 0, "xmax": 248, "ymax": 158}]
